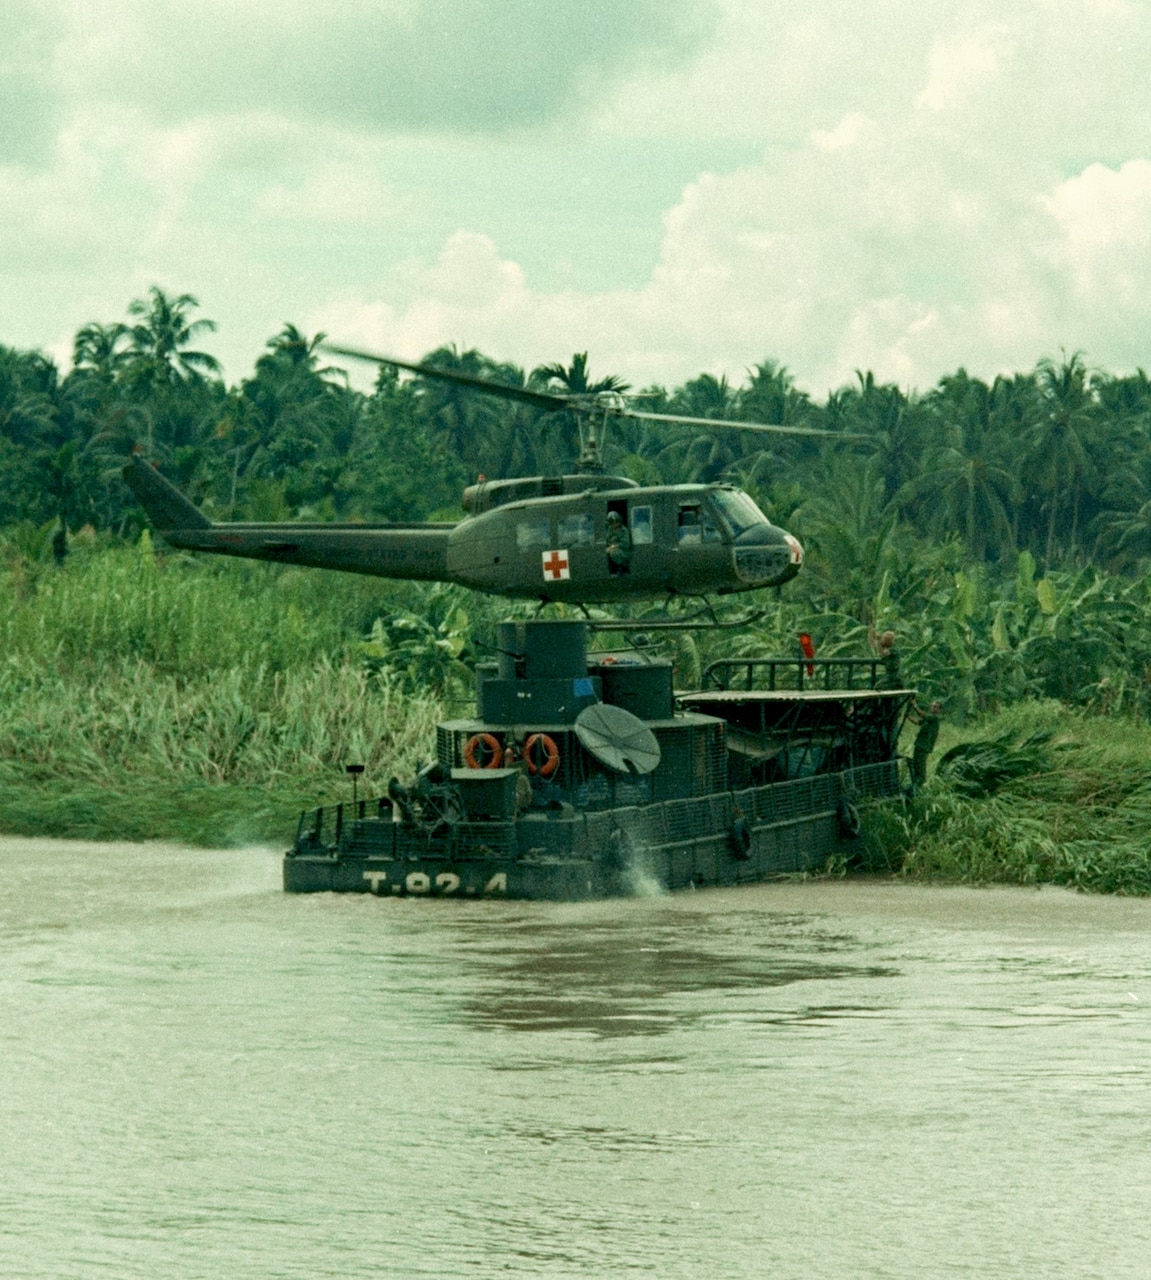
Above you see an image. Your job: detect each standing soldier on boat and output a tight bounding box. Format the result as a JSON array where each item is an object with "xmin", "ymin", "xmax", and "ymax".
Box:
[{"xmin": 869, "ymin": 625, "xmax": 903, "ymax": 690}]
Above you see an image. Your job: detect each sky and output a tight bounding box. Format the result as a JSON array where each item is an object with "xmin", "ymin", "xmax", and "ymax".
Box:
[{"xmin": 3, "ymin": 0, "xmax": 1151, "ymax": 397}]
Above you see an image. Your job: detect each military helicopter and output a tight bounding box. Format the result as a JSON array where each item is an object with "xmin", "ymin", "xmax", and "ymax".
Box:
[{"xmin": 123, "ymin": 345, "xmax": 857, "ymax": 611}]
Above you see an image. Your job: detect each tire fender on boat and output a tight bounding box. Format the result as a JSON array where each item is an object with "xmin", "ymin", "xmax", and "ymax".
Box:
[
  {"xmin": 729, "ymin": 817, "xmax": 753, "ymax": 860},
  {"xmin": 837, "ymin": 796, "xmax": 862, "ymax": 838}
]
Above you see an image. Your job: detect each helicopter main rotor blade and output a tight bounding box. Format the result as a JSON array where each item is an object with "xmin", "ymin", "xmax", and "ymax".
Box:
[
  {"xmin": 322, "ymin": 344, "xmax": 572, "ymax": 413},
  {"xmin": 622, "ymin": 409, "xmax": 873, "ymax": 440}
]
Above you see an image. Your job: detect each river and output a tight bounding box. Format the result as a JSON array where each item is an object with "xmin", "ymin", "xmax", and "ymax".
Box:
[{"xmin": 2, "ymin": 837, "xmax": 1149, "ymax": 1278}]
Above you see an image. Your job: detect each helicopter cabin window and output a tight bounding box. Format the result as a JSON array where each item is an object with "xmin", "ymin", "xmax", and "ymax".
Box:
[
  {"xmin": 630, "ymin": 506, "xmax": 653, "ymax": 545},
  {"xmin": 516, "ymin": 516, "xmax": 551, "ymax": 550},
  {"xmin": 558, "ymin": 513, "xmax": 594, "ymax": 546},
  {"xmin": 677, "ymin": 504, "xmax": 721, "ymax": 544},
  {"xmin": 710, "ymin": 489, "xmax": 768, "ymax": 537}
]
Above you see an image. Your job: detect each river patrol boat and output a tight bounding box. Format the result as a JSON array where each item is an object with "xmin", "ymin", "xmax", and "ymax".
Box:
[{"xmin": 285, "ymin": 620, "xmax": 913, "ymax": 899}]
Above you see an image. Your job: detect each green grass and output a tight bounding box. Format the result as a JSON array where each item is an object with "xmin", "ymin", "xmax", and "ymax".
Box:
[
  {"xmin": 858, "ymin": 701, "xmax": 1151, "ymax": 894},
  {"xmin": 0, "ymin": 544, "xmax": 446, "ymax": 845},
  {"xmin": 0, "ymin": 656, "xmax": 444, "ymax": 843}
]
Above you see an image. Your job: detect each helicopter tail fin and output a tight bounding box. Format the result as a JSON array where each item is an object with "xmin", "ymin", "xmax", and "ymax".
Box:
[{"xmin": 122, "ymin": 454, "xmax": 213, "ymax": 531}]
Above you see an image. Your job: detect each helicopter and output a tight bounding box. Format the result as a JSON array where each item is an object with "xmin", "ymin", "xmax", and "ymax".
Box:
[{"xmin": 123, "ymin": 345, "xmax": 859, "ymax": 609}]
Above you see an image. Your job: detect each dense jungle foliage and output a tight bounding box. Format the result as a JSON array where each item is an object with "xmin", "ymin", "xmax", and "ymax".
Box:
[{"xmin": 4, "ymin": 287, "xmax": 1151, "ymax": 888}]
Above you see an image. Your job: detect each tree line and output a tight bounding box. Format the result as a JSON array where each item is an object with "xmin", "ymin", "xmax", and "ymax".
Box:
[{"xmin": 5, "ymin": 285, "xmax": 1151, "ymax": 589}]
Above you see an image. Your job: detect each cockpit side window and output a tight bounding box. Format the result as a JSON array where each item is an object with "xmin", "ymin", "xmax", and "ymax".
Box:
[
  {"xmin": 677, "ymin": 504, "xmax": 701, "ymax": 543},
  {"xmin": 710, "ymin": 490, "xmax": 768, "ymax": 537}
]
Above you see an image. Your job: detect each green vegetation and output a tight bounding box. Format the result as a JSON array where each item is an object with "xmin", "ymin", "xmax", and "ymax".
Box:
[
  {"xmin": 4, "ymin": 287, "xmax": 1151, "ymax": 886},
  {"xmin": 0, "ymin": 541, "xmax": 449, "ymax": 843},
  {"xmin": 860, "ymin": 703, "xmax": 1151, "ymax": 895}
]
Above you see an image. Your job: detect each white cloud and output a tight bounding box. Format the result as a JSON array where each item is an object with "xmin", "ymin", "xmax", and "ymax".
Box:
[
  {"xmin": 1043, "ymin": 160, "xmax": 1151, "ymax": 255},
  {"xmin": 7, "ymin": 0, "xmax": 1151, "ymax": 398},
  {"xmin": 1041, "ymin": 159, "xmax": 1151, "ymax": 307},
  {"xmin": 812, "ymin": 114, "xmax": 878, "ymax": 152},
  {"xmin": 916, "ymin": 28, "xmax": 1006, "ymax": 112}
]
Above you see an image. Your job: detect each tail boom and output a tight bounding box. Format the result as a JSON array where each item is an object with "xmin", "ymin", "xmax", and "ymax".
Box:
[
  {"xmin": 162, "ymin": 525, "xmax": 451, "ymax": 580},
  {"xmin": 124, "ymin": 455, "xmax": 452, "ymax": 582}
]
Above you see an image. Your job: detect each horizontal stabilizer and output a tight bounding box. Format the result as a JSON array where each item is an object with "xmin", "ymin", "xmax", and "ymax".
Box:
[{"xmin": 123, "ymin": 455, "xmax": 212, "ymax": 531}]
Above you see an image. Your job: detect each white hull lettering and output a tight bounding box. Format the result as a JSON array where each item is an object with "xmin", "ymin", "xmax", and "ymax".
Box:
[{"xmin": 362, "ymin": 869, "xmax": 507, "ymax": 895}]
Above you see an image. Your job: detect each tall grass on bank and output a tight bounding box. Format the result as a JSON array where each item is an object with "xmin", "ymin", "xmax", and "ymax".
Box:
[
  {"xmin": 0, "ymin": 541, "xmax": 445, "ymax": 844},
  {"xmin": 860, "ymin": 702, "xmax": 1151, "ymax": 894},
  {"xmin": 0, "ymin": 655, "xmax": 444, "ymax": 844},
  {"xmin": 0, "ymin": 534, "xmax": 397, "ymax": 676}
]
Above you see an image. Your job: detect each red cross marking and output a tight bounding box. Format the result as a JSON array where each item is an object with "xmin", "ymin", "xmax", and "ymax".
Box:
[{"xmin": 542, "ymin": 549, "xmax": 570, "ymax": 581}]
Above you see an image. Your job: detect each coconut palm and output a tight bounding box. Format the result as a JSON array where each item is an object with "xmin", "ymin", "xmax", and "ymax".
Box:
[
  {"xmin": 1024, "ymin": 353, "xmax": 1099, "ymax": 565},
  {"xmin": 839, "ymin": 370, "xmax": 919, "ymax": 500},
  {"xmin": 897, "ymin": 445, "xmax": 1017, "ymax": 561},
  {"xmin": 72, "ymin": 322, "xmax": 131, "ymax": 383},
  {"xmin": 126, "ymin": 287, "xmax": 222, "ymax": 387},
  {"xmin": 533, "ymin": 351, "xmax": 628, "ymax": 397},
  {"xmin": 529, "ymin": 352, "xmax": 630, "ymax": 473},
  {"xmin": 0, "ymin": 347, "xmax": 57, "ymax": 447},
  {"xmin": 898, "ymin": 370, "xmax": 1019, "ymax": 560}
]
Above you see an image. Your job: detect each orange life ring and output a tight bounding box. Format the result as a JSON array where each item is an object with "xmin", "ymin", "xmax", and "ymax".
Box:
[
  {"xmin": 524, "ymin": 733, "xmax": 560, "ymax": 778},
  {"xmin": 463, "ymin": 732, "xmax": 503, "ymax": 769}
]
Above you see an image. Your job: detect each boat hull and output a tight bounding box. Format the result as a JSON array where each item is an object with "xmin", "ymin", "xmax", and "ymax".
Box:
[{"xmin": 284, "ymin": 760, "xmax": 900, "ymax": 900}]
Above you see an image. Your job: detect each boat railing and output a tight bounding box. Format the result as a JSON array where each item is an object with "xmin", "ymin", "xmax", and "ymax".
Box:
[
  {"xmin": 296, "ymin": 796, "xmax": 393, "ymax": 850},
  {"xmin": 701, "ymin": 656, "xmax": 885, "ymax": 692}
]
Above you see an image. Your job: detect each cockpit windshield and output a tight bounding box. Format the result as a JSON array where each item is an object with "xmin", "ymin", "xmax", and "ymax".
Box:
[{"xmin": 710, "ymin": 489, "xmax": 769, "ymax": 537}]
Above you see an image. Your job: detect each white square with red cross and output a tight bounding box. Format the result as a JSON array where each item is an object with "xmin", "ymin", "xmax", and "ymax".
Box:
[{"xmin": 541, "ymin": 549, "xmax": 570, "ymax": 581}]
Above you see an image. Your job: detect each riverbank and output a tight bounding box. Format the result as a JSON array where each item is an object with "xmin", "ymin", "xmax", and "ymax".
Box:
[
  {"xmin": 0, "ymin": 654, "xmax": 443, "ymax": 846},
  {"xmin": 4, "ymin": 673, "xmax": 1151, "ymax": 893},
  {"xmin": 859, "ymin": 699, "xmax": 1151, "ymax": 894},
  {"xmin": 4, "ymin": 546, "xmax": 1151, "ymax": 889},
  {"xmin": 0, "ymin": 545, "xmax": 451, "ymax": 846}
]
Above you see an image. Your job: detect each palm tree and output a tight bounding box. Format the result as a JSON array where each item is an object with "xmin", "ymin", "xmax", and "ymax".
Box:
[
  {"xmin": 126, "ymin": 287, "xmax": 222, "ymax": 386},
  {"xmin": 411, "ymin": 345, "xmax": 527, "ymax": 477},
  {"xmin": 0, "ymin": 347, "xmax": 57, "ymax": 447},
  {"xmin": 736, "ymin": 360, "xmax": 812, "ymax": 426},
  {"xmin": 531, "ymin": 352, "xmax": 629, "ymax": 473},
  {"xmin": 654, "ymin": 373, "xmax": 740, "ymax": 483},
  {"xmin": 225, "ymin": 325, "xmax": 360, "ymax": 514},
  {"xmin": 1025, "ymin": 353, "xmax": 1098, "ymax": 565},
  {"xmin": 533, "ymin": 351, "xmax": 628, "ymax": 397},
  {"xmin": 791, "ymin": 453, "xmax": 903, "ymax": 621},
  {"xmin": 72, "ymin": 322, "xmax": 131, "ymax": 382},
  {"xmin": 897, "ymin": 446, "xmax": 1017, "ymax": 561},
  {"xmin": 839, "ymin": 370, "xmax": 918, "ymax": 500},
  {"xmin": 899, "ymin": 370, "xmax": 1019, "ymax": 560}
]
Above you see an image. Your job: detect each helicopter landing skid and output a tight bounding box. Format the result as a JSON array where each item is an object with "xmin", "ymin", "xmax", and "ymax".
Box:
[{"xmin": 586, "ymin": 601, "xmax": 767, "ymax": 632}]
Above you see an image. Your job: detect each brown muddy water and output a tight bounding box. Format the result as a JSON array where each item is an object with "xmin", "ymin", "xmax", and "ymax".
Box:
[{"xmin": 2, "ymin": 837, "xmax": 1150, "ymax": 1279}]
